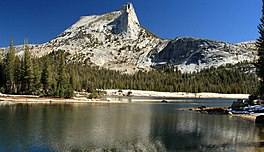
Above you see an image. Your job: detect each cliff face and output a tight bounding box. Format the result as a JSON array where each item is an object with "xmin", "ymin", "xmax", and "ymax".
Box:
[
  {"xmin": 2, "ymin": 3, "xmax": 257, "ymax": 73},
  {"xmin": 151, "ymin": 38, "xmax": 257, "ymax": 72}
]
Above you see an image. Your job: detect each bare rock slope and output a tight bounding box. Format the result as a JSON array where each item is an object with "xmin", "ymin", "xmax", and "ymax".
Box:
[
  {"xmin": 151, "ymin": 38, "xmax": 257, "ymax": 72},
  {"xmin": 5, "ymin": 3, "xmax": 257, "ymax": 73}
]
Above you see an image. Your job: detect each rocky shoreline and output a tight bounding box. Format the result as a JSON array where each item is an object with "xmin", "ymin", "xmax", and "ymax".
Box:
[
  {"xmin": 189, "ymin": 107, "xmax": 263, "ymax": 122},
  {"xmin": 189, "ymin": 107, "xmax": 228, "ymax": 115}
]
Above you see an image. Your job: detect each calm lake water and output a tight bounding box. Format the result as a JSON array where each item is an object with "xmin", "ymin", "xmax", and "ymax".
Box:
[{"xmin": 0, "ymin": 98, "xmax": 263, "ymax": 152}]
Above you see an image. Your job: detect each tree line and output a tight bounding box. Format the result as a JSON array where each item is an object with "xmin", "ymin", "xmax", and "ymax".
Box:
[
  {"xmin": 256, "ymin": 0, "xmax": 264, "ymax": 99},
  {"xmin": 0, "ymin": 40, "xmax": 259, "ymax": 98},
  {"xmin": 0, "ymin": 39, "xmax": 73, "ymax": 97}
]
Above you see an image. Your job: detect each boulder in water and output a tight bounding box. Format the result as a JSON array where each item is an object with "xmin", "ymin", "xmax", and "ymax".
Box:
[
  {"xmin": 161, "ymin": 100, "xmax": 168, "ymax": 103},
  {"xmin": 255, "ymin": 115, "xmax": 264, "ymax": 123}
]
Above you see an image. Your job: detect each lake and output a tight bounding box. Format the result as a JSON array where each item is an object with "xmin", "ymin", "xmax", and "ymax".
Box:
[{"xmin": 0, "ymin": 98, "xmax": 263, "ymax": 152}]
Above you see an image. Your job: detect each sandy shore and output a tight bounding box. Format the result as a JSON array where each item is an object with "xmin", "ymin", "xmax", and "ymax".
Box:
[
  {"xmin": 0, "ymin": 90, "xmax": 249, "ymax": 105},
  {"xmin": 105, "ymin": 89, "xmax": 249, "ymax": 99},
  {"xmin": 0, "ymin": 95, "xmax": 123, "ymax": 105}
]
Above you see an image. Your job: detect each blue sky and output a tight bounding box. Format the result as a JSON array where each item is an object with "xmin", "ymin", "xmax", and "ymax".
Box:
[{"xmin": 0, "ymin": 0, "xmax": 262, "ymax": 47}]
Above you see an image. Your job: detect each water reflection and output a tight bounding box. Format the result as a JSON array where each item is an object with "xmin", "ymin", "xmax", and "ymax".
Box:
[
  {"xmin": 0, "ymin": 103, "xmax": 263, "ymax": 151},
  {"xmin": 149, "ymin": 105, "xmax": 263, "ymax": 151}
]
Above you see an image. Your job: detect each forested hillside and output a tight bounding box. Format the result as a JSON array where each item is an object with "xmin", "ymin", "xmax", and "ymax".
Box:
[{"xmin": 0, "ymin": 42, "xmax": 258, "ymax": 97}]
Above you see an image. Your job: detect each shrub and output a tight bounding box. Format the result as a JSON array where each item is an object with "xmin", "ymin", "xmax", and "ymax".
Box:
[{"xmin": 88, "ymin": 92, "xmax": 98, "ymax": 99}]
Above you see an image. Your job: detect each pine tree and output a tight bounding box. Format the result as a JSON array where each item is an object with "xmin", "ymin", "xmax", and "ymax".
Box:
[
  {"xmin": 4, "ymin": 39, "xmax": 16, "ymax": 93},
  {"xmin": 21, "ymin": 38, "xmax": 33, "ymax": 94},
  {"xmin": 57, "ymin": 50, "xmax": 67, "ymax": 97},
  {"xmin": 32, "ymin": 59, "xmax": 42, "ymax": 95},
  {"xmin": 41, "ymin": 56, "xmax": 53, "ymax": 96},
  {"xmin": 0, "ymin": 49, "xmax": 2, "ymax": 65},
  {"xmin": 14, "ymin": 56, "xmax": 22, "ymax": 93},
  {"xmin": 0, "ymin": 49, "xmax": 4, "ymax": 89},
  {"xmin": 69, "ymin": 65, "xmax": 79, "ymax": 91},
  {"xmin": 256, "ymin": 0, "xmax": 264, "ymax": 99}
]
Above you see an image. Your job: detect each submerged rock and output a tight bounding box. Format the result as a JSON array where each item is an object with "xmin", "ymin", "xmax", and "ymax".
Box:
[
  {"xmin": 255, "ymin": 115, "xmax": 264, "ymax": 123},
  {"xmin": 196, "ymin": 107, "xmax": 227, "ymax": 115}
]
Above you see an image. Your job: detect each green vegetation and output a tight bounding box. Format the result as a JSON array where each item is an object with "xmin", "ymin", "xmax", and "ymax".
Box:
[
  {"xmin": 88, "ymin": 92, "xmax": 98, "ymax": 99},
  {"xmin": 21, "ymin": 38, "xmax": 34, "ymax": 94},
  {"xmin": 3, "ymin": 39, "xmax": 16, "ymax": 93},
  {"xmin": 0, "ymin": 49, "xmax": 4, "ymax": 92},
  {"xmin": 0, "ymin": 39, "xmax": 258, "ymax": 98},
  {"xmin": 256, "ymin": 0, "xmax": 264, "ymax": 99}
]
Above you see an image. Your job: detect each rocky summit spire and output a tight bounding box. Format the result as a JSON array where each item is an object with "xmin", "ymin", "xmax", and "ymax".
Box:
[
  {"xmin": 109, "ymin": 2, "xmax": 140, "ymax": 39},
  {"xmin": 121, "ymin": 3, "xmax": 139, "ymax": 25}
]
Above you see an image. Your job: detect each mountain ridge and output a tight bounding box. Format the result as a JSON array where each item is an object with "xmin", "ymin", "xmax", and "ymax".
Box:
[{"xmin": 1, "ymin": 3, "xmax": 257, "ymax": 73}]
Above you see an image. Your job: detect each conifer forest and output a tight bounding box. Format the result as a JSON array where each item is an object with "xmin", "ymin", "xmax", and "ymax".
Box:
[{"xmin": 0, "ymin": 40, "xmax": 258, "ymax": 98}]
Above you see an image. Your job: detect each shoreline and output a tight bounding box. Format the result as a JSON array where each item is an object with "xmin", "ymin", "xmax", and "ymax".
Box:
[
  {"xmin": 1, "ymin": 93, "xmax": 262, "ymax": 122},
  {"xmin": 231, "ymin": 114, "xmax": 263, "ymax": 121},
  {"xmin": 0, "ymin": 95, "xmax": 120, "ymax": 105},
  {"xmin": 104, "ymin": 89, "xmax": 249, "ymax": 99},
  {"xmin": 188, "ymin": 107, "xmax": 263, "ymax": 122},
  {"xmin": 0, "ymin": 90, "xmax": 249, "ymax": 105}
]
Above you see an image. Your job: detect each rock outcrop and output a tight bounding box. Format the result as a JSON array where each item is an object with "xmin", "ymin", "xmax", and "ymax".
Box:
[
  {"xmin": 1, "ymin": 3, "xmax": 257, "ymax": 73},
  {"xmin": 151, "ymin": 37, "xmax": 257, "ymax": 72},
  {"xmin": 255, "ymin": 115, "xmax": 264, "ymax": 123}
]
